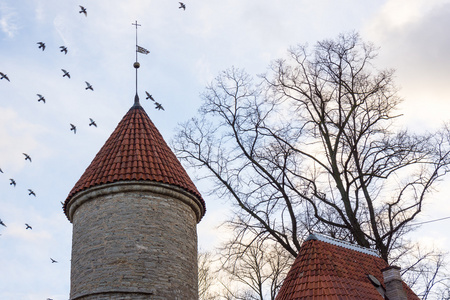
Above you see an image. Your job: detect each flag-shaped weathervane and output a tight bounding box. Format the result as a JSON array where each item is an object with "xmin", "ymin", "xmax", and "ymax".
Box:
[{"xmin": 137, "ymin": 45, "xmax": 150, "ymax": 54}]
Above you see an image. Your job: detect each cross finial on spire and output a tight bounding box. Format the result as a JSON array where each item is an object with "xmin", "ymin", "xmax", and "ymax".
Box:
[
  {"xmin": 132, "ymin": 20, "xmax": 141, "ymax": 29},
  {"xmin": 132, "ymin": 20, "xmax": 141, "ymax": 63}
]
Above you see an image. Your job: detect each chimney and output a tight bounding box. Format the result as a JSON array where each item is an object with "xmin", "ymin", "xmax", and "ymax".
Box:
[{"xmin": 382, "ymin": 266, "xmax": 407, "ymax": 300}]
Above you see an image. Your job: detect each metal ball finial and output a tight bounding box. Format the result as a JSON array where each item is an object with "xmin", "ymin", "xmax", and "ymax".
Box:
[{"xmin": 134, "ymin": 62, "xmax": 140, "ymax": 69}]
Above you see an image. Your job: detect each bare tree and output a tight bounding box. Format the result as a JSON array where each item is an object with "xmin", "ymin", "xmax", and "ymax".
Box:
[
  {"xmin": 217, "ymin": 230, "xmax": 293, "ymax": 300},
  {"xmin": 199, "ymin": 251, "xmax": 217, "ymax": 300},
  {"xmin": 174, "ymin": 32, "xmax": 450, "ymax": 265},
  {"xmin": 399, "ymin": 244, "xmax": 450, "ymax": 300}
]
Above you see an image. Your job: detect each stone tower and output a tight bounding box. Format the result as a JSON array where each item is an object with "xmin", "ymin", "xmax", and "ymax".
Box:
[{"xmin": 63, "ymin": 96, "xmax": 206, "ymax": 300}]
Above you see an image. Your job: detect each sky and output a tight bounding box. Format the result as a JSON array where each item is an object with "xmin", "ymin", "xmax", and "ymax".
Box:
[{"xmin": 1, "ymin": 0, "xmax": 450, "ymax": 299}]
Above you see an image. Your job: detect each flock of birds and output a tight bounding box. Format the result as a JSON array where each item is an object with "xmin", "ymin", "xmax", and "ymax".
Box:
[
  {"xmin": 3, "ymin": 40, "xmax": 98, "ymax": 137},
  {"xmin": 0, "ymin": 3, "xmax": 102, "ymax": 287},
  {"xmin": 1, "ymin": 155, "xmax": 61, "ymax": 268},
  {"xmin": 0, "ymin": 2, "xmax": 187, "ymax": 220},
  {"xmin": 0, "ymin": 2, "xmax": 189, "ymax": 298},
  {"xmin": 0, "ymin": 154, "xmax": 46, "ymax": 230},
  {"xmin": 0, "ymin": 3, "xmax": 176, "ymax": 113},
  {"xmin": 146, "ymin": 91, "xmax": 164, "ymax": 110}
]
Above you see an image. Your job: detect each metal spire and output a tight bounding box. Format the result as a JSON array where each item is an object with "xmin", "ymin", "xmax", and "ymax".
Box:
[{"xmin": 132, "ymin": 20, "xmax": 141, "ymax": 107}]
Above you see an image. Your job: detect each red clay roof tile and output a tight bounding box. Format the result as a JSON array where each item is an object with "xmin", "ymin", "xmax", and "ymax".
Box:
[
  {"xmin": 276, "ymin": 234, "xmax": 420, "ymax": 300},
  {"xmin": 64, "ymin": 103, "xmax": 205, "ymax": 218}
]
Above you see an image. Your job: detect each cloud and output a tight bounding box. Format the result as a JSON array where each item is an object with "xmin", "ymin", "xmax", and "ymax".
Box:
[
  {"xmin": 0, "ymin": 2, "xmax": 19, "ymax": 38},
  {"xmin": 0, "ymin": 107, "xmax": 50, "ymax": 173},
  {"xmin": 33, "ymin": 0, "xmax": 45, "ymax": 23},
  {"xmin": 369, "ymin": 0, "xmax": 432, "ymax": 30},
  {"xmin": 364, "ymin": 0, "xmax": 450, "ymax": 130},
  {"xmin": 366, "ymin": 0, "xmax": 450, "ymax": 68}
]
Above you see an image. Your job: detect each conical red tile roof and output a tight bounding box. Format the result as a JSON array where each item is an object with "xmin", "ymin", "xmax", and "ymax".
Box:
[
  {"xmin": 64, "ymin": 101, "xmax": 205, "ymax": 219},
  {"xmin": 276, "ymin": 234, "xmax": 420, "ymax": 300}
]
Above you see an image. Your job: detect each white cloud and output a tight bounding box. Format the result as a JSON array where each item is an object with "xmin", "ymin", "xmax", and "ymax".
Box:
[
  {"xmin": 0, "ymin": 2, "xmax": 18, "ymax": 37},
  {"xmin": 364, "ymin": 0, "xmax": 450, "ymax": 130},
  {"xmin": 378, "ymin": 0, "xmax": 450, "ymax": 28},
  {"xmin": 0, "ymin": 107, "xmax": 51, "ymax": 173},
  {"xmin": 33, "ymin": 0, "xmax": 45, "ymax": 23}
]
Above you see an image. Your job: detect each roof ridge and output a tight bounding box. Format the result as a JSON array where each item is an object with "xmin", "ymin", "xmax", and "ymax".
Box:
[
  {"xmin": 306, "ymin": 232, "xmax": 380, "ymax": 257},
  {"xmin": 276, "ymin": 232, "xmax": 420, "ymax": 300}
]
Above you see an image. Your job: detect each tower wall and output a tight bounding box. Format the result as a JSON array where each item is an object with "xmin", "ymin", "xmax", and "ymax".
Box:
[{"xmin": 67, "ymin": 181, "xmax": 200, "ymax": 300}]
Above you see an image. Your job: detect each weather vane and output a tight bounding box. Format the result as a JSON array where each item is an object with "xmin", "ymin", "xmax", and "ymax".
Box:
[{"xmin": 132, "ymin": 20, "xmax": 150, "ymax": 105}]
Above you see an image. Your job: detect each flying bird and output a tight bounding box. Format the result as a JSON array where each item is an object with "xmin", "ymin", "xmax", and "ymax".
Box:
[
  {"xmin": 179, "ymin": 2, "xmax": 186, "ymax": 10},
  {"xmin": 154, "ymin": 102, "xmax": 164, "ymax": 111},
  {"xmin": 0, "ymin": 219, "xmax": 6, "ymax": 227},
  {"xmin": 70, "ymin": 123, "xmax": 77, "ymax": 134},
  {"xmin": 89, "ymin": 118, "xmax": 97, "ymax": 127},
  {"xmin": 50, "ymin": 258, "xmax": 58, "ymax": 263},
  {"xmin": 25, "ymin": 223, "xmax": 32, "ymax": 230},
  {"xmin": 79, "ymin": 5, "xmax": 87, "ymax": 16},
  {"xmin": 0, "ymin": 72, "xmax": 10, "ymax": 81},
  {"xmin": 59, "ymin": 46, "xmax": 68, "ymax": 54},
  {"xmin": 28, "ymin": 189, "xmax": 36, "ymax": 197},
  {"xmin": 0, "ymin": 168, "xmax": 3, "ymax": 173},
  {"xmin": 37, "ymin": 42, "xmax": 46, "ymax": 51},
  {"xmin": 62, "ymin": 69, "xmax": 70, "ymax": 78},
  {"xmin": 145, "ymin": 91, "xmax": 155, "ymax": 101},
  {"xmin": 85, "ymin": 81, "xmax": 94, "ymax": 91},
  {"xmin": 9, "ymin": 178, "xmax": 16, "ymax": 187},
  {"xmin": 23, "ymin": 153, "xmax": 32, "ymax": 162},
  {"xmin": 37, "ymin": 94, "xmax": 46, "ymax": 103}
]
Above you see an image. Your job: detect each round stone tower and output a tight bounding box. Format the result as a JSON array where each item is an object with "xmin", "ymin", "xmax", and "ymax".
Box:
[{"xmin": 63, "ymin": 97, "xmax": 205, "ymax": 300}]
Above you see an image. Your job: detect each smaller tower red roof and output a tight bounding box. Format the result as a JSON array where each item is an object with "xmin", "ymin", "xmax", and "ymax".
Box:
[
  {"xmin": 276, "ymin": 234, "xmax": 420, "ymax": 300},
  {"xmin": 64, "ymin": 101, "xmax": 205, "ymax": 219}
]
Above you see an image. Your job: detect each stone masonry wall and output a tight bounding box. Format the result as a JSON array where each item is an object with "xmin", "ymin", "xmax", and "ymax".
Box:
[{"xmin": 68, "ymin": 182, "xmax": 199, "ymax": 300}]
